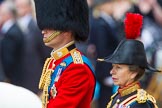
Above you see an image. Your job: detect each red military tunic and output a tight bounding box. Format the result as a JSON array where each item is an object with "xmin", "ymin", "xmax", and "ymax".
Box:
[{"xmin": 39, "ymin": 41, "xmax": 96, "ymax": 108}]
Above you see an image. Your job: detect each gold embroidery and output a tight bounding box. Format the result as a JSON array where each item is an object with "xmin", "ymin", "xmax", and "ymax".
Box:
[
  {"xmin": 50, "ymin": 41, "xmax": 75, "ymax": 60},
  {"xmin": 39, "ymin": 58, "xmax": 54, "ymax": 89},
  {"xmin": 107, "ymin": 88, "xmax": 158, "ymax": 108},
  {"xmin": 147, "ymin": 94, "xmax": 158, "ymax": 108},
  {"xmin": 107, "ymin": 82, "xmax": 140, "ymax": 108},
  {"xmin": 147, "ymin": 94, "xmax": 156, "ymax": 104},
  {"xmin": 137, "ymin": 89, "xmax": 158, "ymax": 107},
  {"xmin": 118, "ymin": 82, "xmax": 140, "ymax": 97},
  {"xmin": 41, "ymin": 70, "xmax": 53, "ymax": 108},
  {"xmin": 70, "ymin": 49, "xmax": 83, "ymax": 64},
  {"xmin": 39, "ymin": 58, "xmax": 55, "ymax": 108},
  {"xmin": 39, "ymin": 41, "xmax": 76, "ymax": 108},
  {"xmin": 137, "ymin": 89, "xmax": 147, "ymax": 103}
]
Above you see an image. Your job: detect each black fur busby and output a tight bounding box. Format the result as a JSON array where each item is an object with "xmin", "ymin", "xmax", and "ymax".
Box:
[
  {"xmin": 101, "ymin": 39, "xmax": 160, "ymax": 72},
  {"xmin": 34, "ymin": 0, "xmax": 89, "ymax": 41}
]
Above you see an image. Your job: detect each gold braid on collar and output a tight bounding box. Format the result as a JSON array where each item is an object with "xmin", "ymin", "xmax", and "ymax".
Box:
[{"xmin": 118, "ymin": 82, "xmax": 141, "ymax": 97}]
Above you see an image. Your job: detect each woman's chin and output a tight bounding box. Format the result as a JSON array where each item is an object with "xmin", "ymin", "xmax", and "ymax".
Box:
[{"xmin": 113, "ymin": 81, "xmax": 119, "ymax": 86}]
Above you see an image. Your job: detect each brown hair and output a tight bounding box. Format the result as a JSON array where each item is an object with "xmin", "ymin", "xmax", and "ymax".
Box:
[{"xmin": 128, "ymin": 65, "xmax": 145, "ymax": 81}]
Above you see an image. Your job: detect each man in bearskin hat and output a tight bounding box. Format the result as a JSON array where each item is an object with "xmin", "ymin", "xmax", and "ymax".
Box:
[{"xmin": 34, "ymin": 0, "xmax": 96, "ymax": 108}]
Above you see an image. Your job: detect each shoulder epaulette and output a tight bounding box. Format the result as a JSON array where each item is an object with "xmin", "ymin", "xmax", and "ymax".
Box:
[
  {"xmin": 147, "ymin": 94, "xmax": 156, "ymax": 104},
  {"xmin": 137, "ymin": 89, "xmax": 158, "ymax": 107},
  {"xmin": 70, "ymin": 50, "xmax": 83, "ymax": 64},
  {"xmin": 124, "ymin": 89, "xmax": 158, "ymax": 108},
  {"xmin": 137, "ymin": 89, "xmax": 147, "ymax": 103},
  {"xmin": 147, "ymin": 94, "xmax": 158, "ymax": 108}
]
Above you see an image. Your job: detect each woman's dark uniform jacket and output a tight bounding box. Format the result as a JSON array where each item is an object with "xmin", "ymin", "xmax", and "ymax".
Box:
[{"xmin": 107, "ymin": 82, "xmax": 158, "ymax": 108}]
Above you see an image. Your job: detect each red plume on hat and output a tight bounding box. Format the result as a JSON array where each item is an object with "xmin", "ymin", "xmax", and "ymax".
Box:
[{"xmin": 124, "ymin": 13, "xmax": 143, "ymax": 39}]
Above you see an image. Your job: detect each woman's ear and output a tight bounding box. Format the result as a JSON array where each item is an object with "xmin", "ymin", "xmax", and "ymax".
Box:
[{"xmin": 130, "ymin": 72, "xmax": 138, "ymax": 80}]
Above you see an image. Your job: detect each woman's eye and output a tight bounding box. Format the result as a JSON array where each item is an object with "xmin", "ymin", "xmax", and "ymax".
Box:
[
  {"xmin": 112, "ymin": 65, "xmax": 122, "ymax": 70},
  {"xmin": 116, "ymin": 66, "xmax": 121, "ymax": 69}
]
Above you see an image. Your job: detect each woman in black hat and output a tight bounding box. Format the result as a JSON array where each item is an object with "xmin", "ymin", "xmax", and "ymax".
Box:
[{"xmin": 98, "ymin": 13, "xmax": 160, "ymax": 108}]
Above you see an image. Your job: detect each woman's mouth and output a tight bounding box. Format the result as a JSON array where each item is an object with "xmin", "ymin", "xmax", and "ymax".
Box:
[{"xmin": 112, "ymin": 77, "xmax": 117, "ymax": 81}]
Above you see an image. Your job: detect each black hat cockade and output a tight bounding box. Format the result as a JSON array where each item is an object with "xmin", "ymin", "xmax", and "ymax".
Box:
[
  {"xmin": 34, "ymin": 0, "xmax": 89, "ymax": 41},
  {"xmin": 98, "ymin": 13, "xmax": 161, "ymax": 72}
]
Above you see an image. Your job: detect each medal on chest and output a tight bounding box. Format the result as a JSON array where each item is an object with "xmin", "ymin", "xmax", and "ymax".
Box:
[{"xmin": 50, "ymin": 84, "xmax": 57, "ymax": 98}]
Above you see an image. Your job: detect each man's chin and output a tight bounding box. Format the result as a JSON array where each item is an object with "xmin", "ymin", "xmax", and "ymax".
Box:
[
  {"xmin": 44, "ymin": 42, "xmax": 51, "ymax": 47},
  {"xmin": 43, "ymin": 38, "xmax": 50, "ymax": 43}
]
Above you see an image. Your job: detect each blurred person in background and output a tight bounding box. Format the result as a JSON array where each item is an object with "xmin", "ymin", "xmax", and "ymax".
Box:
[
  {"xmin": 15, "ymin": 0, "xmax": 51, "ymax": 94},
  {"xmin": 128, "ymin": 1, "xmax": 162, "ymax": 106},
  {"xmin": 0, "ymin": 0, "xmax": 6, "ymax": 82},
  {"xmin": 0, "ymin": 0, "xmax": 24, "ymax": 86},
  {"xmin": 86, "ymin": 0, "xmax": 97, "ymax": 67},
  {"xmin": 146, "ymin": 0, "xmax": 162, "ymax": 26},
  {"xmin": 87, "ymin": 0, "xmax": 132, "ymax": 108},
  {"xmin": 0, "ymin": 82, "xmax": 42, "ymax": 108},
  {"xmin": 136, "ymin": 0, "xmax": 162, "ymax": 106},
  {"xmin": 86, "ymin": 1, "xmax": 100, "ymax": 108},
  {"xmin": 132, "ymin": 0, "xmax": 162, "ymax": 66}
]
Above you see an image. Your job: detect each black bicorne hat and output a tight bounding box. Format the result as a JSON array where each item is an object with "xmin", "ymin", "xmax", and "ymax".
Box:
[
  {"xmin": 34, "ymin": 0, "xmax": 89, "ymax": 41},
  {"xmin": 98, "ymin": 13, "xmax": 160, "ymax": 72},
  {"xmin": 100, "ymin": 39, "xmax": 160, "ymax": 72}
]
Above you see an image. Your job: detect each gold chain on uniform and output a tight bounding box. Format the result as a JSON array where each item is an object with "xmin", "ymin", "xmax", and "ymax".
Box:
[{"xmin": 39, "ymin": 58, "xmax": 55, "ymax": 108}]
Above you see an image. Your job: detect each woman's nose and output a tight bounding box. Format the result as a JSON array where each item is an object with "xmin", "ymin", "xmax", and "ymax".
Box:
[{"xmin": 110, "ymin": 69, "xmax": 114, "ymax": 74}]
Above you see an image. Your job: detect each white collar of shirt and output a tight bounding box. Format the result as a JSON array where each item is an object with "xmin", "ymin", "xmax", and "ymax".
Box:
[
  {"xmin": 1, "ymin": 19, "xmax": 14, "ymax": 34},
  {"xmin": 18, "ymin": 14, "xmax": 32, "ymax": 27}
]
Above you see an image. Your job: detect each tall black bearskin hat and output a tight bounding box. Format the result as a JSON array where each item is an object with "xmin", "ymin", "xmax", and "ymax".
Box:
[
  {"xmin": 98, "ymin": 13, "xmax": 160, "ymax": 72},
  {"xmin": 34, "ymin": 0, "xmax": 89, "ymax": 41}
]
